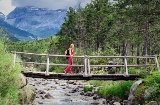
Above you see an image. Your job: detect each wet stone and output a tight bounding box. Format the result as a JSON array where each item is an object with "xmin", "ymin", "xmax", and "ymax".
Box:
[
  {"xmin": 27, "ymin": 78, "xmax": 107, "ymax": 105},
  {"xmin": 44, "ymin": 93, "xmax": 54, "ymax": 99},
  {"xmin": 39, "ymin": 90, "xmax": 46, "ymax": 94},
  {"xmin": 38, "ymin": 101, "xmax": 43, "ymax": 104}
]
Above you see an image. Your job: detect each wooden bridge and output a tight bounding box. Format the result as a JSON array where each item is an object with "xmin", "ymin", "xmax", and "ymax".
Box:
[{"xmin": 13, "ymin": 51, "xmax": 160, "ymax": 80}]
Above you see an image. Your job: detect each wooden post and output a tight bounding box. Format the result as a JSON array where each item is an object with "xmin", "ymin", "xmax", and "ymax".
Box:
[
  {"xmin": 87, "ymin": 56, "xmax": 90, "ymax": 75},
  {"xmin": 124, "ymin": 56, "xmax": 128, "ymax": 75},
  {"xmin": 84, "ymin": 55, "xmax": 87, "ymax": 76},
  {"xmin": 154, "ymin": 55, "xmax": 160, "ymax": 72},
  {"xmin": 46, "ymin": 54, "xmax": 49, "ymax": 75},
  {"xmin": 13, "ymin": 51, "xmax": 16, "ymax": 67}
]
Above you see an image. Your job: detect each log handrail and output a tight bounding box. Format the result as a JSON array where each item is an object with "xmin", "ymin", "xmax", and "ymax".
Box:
[{"xmin": 12, "ymin": 51, "xmax": 160, "ymax": 75}]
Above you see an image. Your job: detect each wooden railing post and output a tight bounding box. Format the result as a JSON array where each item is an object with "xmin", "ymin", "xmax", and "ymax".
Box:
[
  {"xmin": 13, "ymin": 51, "xmax": 16, "ymax": 67},
  {"xmin": 84, "ymin": 55, "xmax": 88, "ymax": 76},
  {"xmin": 124, "ymin": 56, "xmax": 128, "ymax": 75},
  {"xmin": 154, "ymin": 55, "xmax": 160, "ymax": 72},
  {"xmin": 87, "ymin": 56, "xmax": 90, "ymax": 75},
  {"xmin": 46, "ymin": 54, "xmax": 50, "ymax": 75}
]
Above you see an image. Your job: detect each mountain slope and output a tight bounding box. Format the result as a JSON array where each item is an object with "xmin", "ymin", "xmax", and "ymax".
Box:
[
  {"xmin": 6, "ymin": 6, "xmax": 67, "ymax": 39},
  {"xmin": 0, "ymin": 19, "xmax": 37, "ymax": 41},
  {"xmin": 0, "ymin": 26, "xmax": 19, "ymax": 42}
]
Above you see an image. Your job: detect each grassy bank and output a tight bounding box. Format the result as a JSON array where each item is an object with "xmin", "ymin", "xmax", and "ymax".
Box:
[
  {"xmin": 0, "ymin": 41, "xmax": 22, "ymax": 105},
  {"xmin": 86, "ymin": 70, "xmax": 160, "ymax": 104}
]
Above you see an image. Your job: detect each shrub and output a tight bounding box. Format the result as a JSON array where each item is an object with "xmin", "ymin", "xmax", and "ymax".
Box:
[
  {"xmin": 0, "ymin": 41, "xmax": 21, "ymax": 105},
  {"xmin": 143, "ymin": 72, "xmax": 160, "ymax": 102},
  {"xmin": 50, "ymin": 66, "xmax": 64, "ymax": 73}
]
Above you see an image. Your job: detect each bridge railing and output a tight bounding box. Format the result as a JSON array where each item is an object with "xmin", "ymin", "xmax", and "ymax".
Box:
[
  {"xmin": 12, "ymin": 51, "xmax": 160, "ymax": 76},
  {"xmin": 87, "ymin": 55, "xmax": 159, "ymax": 75},
  {"xmin": 12, "ymin": 51, "xmax": 87, "ymax": 75}
]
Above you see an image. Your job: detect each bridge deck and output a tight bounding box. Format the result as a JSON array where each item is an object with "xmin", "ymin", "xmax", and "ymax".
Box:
[{"xmin": 22, "ymin": 71, "xmax": 141, "ymax": 80}]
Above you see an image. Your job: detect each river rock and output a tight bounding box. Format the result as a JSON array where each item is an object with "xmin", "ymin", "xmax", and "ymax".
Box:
[
  {"xmin": 80, "ymin": 92, "xmax": 84, "ymax": 95},
  {"xmin": 44, "ymin": 93, "xmax": 54, "ymax": 99},
  {"xmin": 67, "ymin": 80, "xmax": 74, "ymax": 84},
  {"xmin": 99, "ymin": 99, "xmax": 106, "ymax": 105},
  {"xmin": 113, "ymin": 102, "xmax": 121, "ymax": 105},
  {"xmin": 146, "ymin": 101, "xmax": 158, "ymax": 105},
  {"xmin": 19, "ymin": 85, "xmax": 36, "ymax": 104},
  {"xmin": 93, "ymin": 94, "xmax": 100, "ymax": 100},
  {"xmin": 144, "ymin": 87, "xmax": 157, "ymax": 99},
  {"xmin": 84, "ymin": 91, "xmax": 94, "ymax": 96},
  {"xmin": 128, "ymin": 80, "xmax": 143, "ymax": 101},
  {"xmin": 19, "ymin": 73, "xmax": 27, "ymax": 88}
]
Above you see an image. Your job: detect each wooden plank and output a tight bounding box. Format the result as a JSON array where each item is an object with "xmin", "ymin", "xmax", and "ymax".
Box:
[{"xmin": 22, "ymin": 71, "xmax": 140, "ymax": 80}]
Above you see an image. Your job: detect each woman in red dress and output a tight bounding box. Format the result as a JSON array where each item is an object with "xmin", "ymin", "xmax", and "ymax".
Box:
[{"xmin": 64, "ymin": 44, "xmax": 75, "ymax": 74}]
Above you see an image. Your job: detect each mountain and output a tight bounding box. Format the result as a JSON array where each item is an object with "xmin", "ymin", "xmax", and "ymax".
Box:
[
  {"xmin": 0, "ymin": 26, "xmax": 19, "ymax": 42},
  {"xmin": 0, "ymin": 18, "xmax": 37, "ymax": 41},
  {"xmin": 6, "ymin": 6, "xmax": 67, "ymax": 39},
  {"xmin": 0, "ymin": 12, "xmax": 5, "ymax": 20}
]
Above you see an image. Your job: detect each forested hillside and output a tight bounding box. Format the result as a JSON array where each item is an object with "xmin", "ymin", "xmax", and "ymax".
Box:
[
  {"xmin": 0, "ymin": 19, "xmax": 36, "ymax": 41},
  {"xmin": 6, "ymin": 0, "xmax": 160, "ymax": 57}
]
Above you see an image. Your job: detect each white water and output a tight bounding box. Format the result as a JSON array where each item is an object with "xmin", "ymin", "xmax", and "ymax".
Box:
[{"xmin": 27, "ymin": 78, "xmax": 104, "ymax": 105}]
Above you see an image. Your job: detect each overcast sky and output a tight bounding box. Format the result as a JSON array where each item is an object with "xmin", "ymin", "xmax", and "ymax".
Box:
[{"xmin": 0, "ymin": 0, "xmax": 91, "ymax": 15}]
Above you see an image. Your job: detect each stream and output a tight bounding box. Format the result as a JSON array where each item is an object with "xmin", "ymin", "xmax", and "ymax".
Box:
[{"xmin": 27, "ymin": 77, "xmax": 106, "ymax": 105}]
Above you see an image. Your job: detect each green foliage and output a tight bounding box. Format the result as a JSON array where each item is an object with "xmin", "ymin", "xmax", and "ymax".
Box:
[
  {"xmin": 132, "ymin": 72, "xmax": 160, "ymax": 104},
  {"xmin": 89, "ymin": 80, "xmax": 133, "ymax": 99},
  {"xmin": 158, "ymin": 55, "xmax": 160, "ymax": 64},
  {"xmin": 133, "ymin": 84, "xmax": 146, "ymax": 103},
  {"xmin": 143, "ymin": 72, "xmax": 160, "ymax": 99},
  {"xmin": 50, "ymin": 66, "xmax": 64, "ymax": 73},
  {"xmin": 90, "ymin": 47, "xmax": 119, "ymax": 65},
  {"xmin": 89, "ymin": 80, "xmax": 104, "ymax": 87},
  {"xmin": 0, "ymin": 41, "xmax": 22, "ymax": 105},
  {"xmin": 83, "ymin": 86, "xmax": 93, "ymax": 92},
  {"xmin": 98, "ymin": 81, "xmax": 133, "ymax": 99}
]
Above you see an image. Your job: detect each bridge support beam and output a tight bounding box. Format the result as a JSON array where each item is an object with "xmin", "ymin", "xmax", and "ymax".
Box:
[
  {"xmin": 154, "ymin": 55, "xmax": 160, "ymax": 73},
  {"xmin": 13, "ymin": 51, "xmax": 16, "ymax": 67},
  {"xmin": 46, "ymin": 54, "xmax": 49, "ymax": 75},
  {"xmin": 124, "ymin": 56, "xmax": 128, "ymax": 75},
  {"xmin": 87, "ymin": 56, "xmax": 90, "ymax": 75},
  {"xmin": 84, "ymin": 55, "xmax": 88, "ymax": 76}
]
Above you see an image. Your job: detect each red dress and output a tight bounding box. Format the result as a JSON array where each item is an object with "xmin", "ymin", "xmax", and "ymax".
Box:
[{"xmin": 64, "ymin": 50, "xmax": 74, "ymax": 74}]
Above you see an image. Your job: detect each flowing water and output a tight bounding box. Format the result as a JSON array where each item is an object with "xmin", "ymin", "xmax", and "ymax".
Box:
[{"xmin": 27, "ymin": 78, "xmax": 105, "ymax": 105}]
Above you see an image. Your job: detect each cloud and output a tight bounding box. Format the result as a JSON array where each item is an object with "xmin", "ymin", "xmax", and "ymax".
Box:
[
  {"xmin": 0, "ymin": 0, "xmax": 92, "ymax": 16},
  {"xmin": 12, "ymin": 0, "xmax": 91, "ymax": 10},
  {"xmin": 0, "ymin": 0, "xmax": 15, "ymax": 15},
  {"xmin": 0, "ymin": 0, "xmax": 91, "ymax": 15}
]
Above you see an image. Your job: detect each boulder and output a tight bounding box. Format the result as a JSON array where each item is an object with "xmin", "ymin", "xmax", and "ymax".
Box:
[
  {"xmin": 19, "ymin": 85, "xmax": 36, "ymax": 104},
  {"xmin": 19, "ymin": 73, "xmax": 27, "ymax": 88},
  {"xmin": 146, "ymin": 101, "xmax": 158, "ymax": 105},
  {"xmin": 128, "ymin": 80, "xmax": 143, "ymax": 101}
]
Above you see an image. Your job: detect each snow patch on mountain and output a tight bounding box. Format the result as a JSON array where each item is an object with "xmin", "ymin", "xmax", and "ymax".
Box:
[{"xmin": 0, "ymin": 12, "xmax": 5, "ymax": 20}]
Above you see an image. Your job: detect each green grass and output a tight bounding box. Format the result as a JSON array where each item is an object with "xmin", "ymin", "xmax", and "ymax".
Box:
[
  {"xmin": 89, "ymin": 80, "xmax": 133, "ymax": 99},
  {"xmin": 98, "ymin": 81, "xmax": 133, "ymax": 99},
  {"xmin": 83, "ymin": 86, "xmax": 94, "ymax": 92},
  {"xmin": 0, "ymin": 41, "xmax": 22, "ymax": 105}
]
